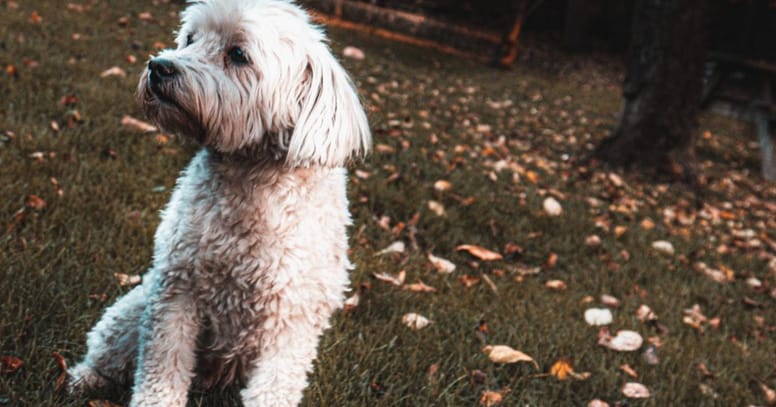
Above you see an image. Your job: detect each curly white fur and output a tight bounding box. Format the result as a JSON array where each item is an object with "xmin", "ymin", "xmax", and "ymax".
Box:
[{"xmin": 69, "ymin": 1, "xmax": 371, "ymax": 406}]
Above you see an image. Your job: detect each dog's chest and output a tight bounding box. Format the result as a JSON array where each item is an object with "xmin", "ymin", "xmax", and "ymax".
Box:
[{"xmin": 152, "ymin": 151, "xmax": 350, "ymax": 338}]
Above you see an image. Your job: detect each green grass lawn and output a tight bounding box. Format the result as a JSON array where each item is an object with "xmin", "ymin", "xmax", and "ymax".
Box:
[{"xmin": 2, "ymin": 1, "xmax": 775, "ymax": 406}]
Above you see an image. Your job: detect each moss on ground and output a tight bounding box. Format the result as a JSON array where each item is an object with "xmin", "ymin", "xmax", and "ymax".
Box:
[{"xmin": 1, "ymin": 2, "xmax": 774, "ymax": 406}]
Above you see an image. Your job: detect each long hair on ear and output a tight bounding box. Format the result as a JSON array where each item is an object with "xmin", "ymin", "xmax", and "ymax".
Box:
[{"xmin": 287, "ymin": 43, "xmax": 371, "ymax": 167}]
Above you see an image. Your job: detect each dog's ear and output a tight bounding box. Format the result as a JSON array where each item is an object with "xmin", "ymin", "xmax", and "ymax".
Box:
[{"xmin": 287, "ymin": 45, "xmax": 371, "ymax": 167}]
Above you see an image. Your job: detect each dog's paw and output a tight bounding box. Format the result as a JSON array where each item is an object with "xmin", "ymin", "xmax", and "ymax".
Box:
[{"xmin": 66, "ymin": 363, "xmax": 109, "ymax": 395}]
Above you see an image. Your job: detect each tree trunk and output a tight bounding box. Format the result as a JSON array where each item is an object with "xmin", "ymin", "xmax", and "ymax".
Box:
[{"xmin": 595, "ymin": 0, "xmax": 706, "ymax": 171}]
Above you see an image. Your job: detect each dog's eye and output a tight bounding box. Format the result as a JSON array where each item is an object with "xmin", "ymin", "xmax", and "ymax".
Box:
[
  {"xmin": 185, "ymin": 33, "xmax": 195, "ymax": 46},
  {"xmin": 227, "ymin": 46, "xmax": 249, "ymax": 65}
]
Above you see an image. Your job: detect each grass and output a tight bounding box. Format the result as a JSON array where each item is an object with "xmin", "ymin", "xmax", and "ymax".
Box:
[{"xmin": 1, "ymin": 1, "xmax": 775, "ymax": 406}]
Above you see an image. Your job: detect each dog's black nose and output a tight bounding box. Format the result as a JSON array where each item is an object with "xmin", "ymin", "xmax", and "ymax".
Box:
[{"xmin": 148, "ymin": 58, "xmax": 178, "ymax": 81}]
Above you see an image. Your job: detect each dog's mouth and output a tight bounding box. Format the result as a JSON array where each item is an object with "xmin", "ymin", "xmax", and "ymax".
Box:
[{"xmin": 148, "ymin": 81, "xmax": 184, "ymax": 111}]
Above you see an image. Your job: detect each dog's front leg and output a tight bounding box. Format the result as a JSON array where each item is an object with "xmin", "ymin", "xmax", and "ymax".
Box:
[
  {"xmin": 129, "ymin": 290, "xmax": 199, "ymax": 407},
  {"xmin": 241, "ymin": 301, "xmax": 335, "ymax": 407}
]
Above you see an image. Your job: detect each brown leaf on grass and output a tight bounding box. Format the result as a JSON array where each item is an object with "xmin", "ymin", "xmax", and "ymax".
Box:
[
  {"xmin": 543, "ymin": 197, "xmax": 563, "ymax": 216},
  {"xmin": 598, "ymin": 329, "xmax": 643, "ymax": 351},
  {"xmin": 26, "ymin": 194, "xmax": 47, "ymax": 210},
  {"xmin": 402, "ymin": 312, "xmax": 431, "ymax": 330},
  {"xmin": 29, "ymin": 11, "xmax": 42, "ymax": 23},
  {"xmin": 600, "ymin": 294, "xmax": 620, "ymax": 308},
  {"xmin": 427, "ymin": 253, "xmax": 456, "ymax": 274},
  {"xmin": 137, "ymin": 11, "xmax": 154, "ymax": 21},
  {"xmin": 372, "ymin": 270, "xmax": 405, "ymax": 286},
  {"xmin": 550, "ymin": 358, "xmax": 574, "ymax": 380},
  {"xmin": 545, "ymin": 280, "xmax": 567, "ymax": 290},
  {"xmin": 121, "ymin": 115, "xmax": 157, "ymax": 132},
  {"xmin": 758, "ymin": 382, "xmax": 776, "ymax": 405},
  {"xmin": 482, "ymin": 345, "xmax": 539, "ymax": 369},
  {"xmin": 585, "ymin": 235, "xmax": 602, "ymax": 247},
  {"xmin": 0, "ymin": 355, "xmax": 23, "ymax": 374},
  {"xmin": 456, "ymin": 245, "xmax": 502, "ymax": 261},
  {"xmin": 343, "ymin": 46, "xmax": 365, "ymax": 60},
  {"xmin": 460, "ymin": 274, "xmax": 480, "ymax": 287},
  {"xmin": 427, "ymin": 200, "xmax": 446, "ymax": 216},
  {"xmin": 619, "ymin": 364, "xmax": 639, "ymax": 378},
  {"xmin": 404, "ymin": 280, "xmax": 437, "ymax": 293},
  {"xmin": 621, "ymin": 382, "xmax": 651, "ymax": 398},
  {"xmin": 549, "ymin": 358, "xmax": 592, "ymax": 381},
  {"xmin": 52, "ymin": 351, "xmax": 67, "ymax": 390},
  {"xmin": 374, "ymin": 143, "xmax": 395, "ymax": 154},
  {"xmin": 640, "ymin": 218, "xmax": 656, "ymax": 230},
  {"xmin": 636, "ymin": 304, "xmax": 658, "ymax": 323},
  {"xmin": 100, "ymin": 66, "xmax": 126, "ymax": 78},
  {"xmin": 433, "ymin": 179, "xmax": 452, "ymax": 192},
  {"xmin": 682, "ymin": 304, "xmax": 708, "ymax": 331},
  {"xmin": 545, "ymin": 252, "xmax": 558, "ymax": 268},
  {"xmin": 376, "ymin": 241, "xmax": 405, "ymax": 255},
  {"xmin": 343, "ymin": 293, "xmax": 359, "ymax": 313},
  {"xmin": 113, "ymin": 273, "xmax": 141, "ymax": 286},
  {"xmin": 479, "ymin": 389, "xmax": 509, "ymax": 406}
]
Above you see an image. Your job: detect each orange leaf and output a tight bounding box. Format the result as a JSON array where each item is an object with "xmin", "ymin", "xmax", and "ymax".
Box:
[
  {"xmin": 455, "ymin": 244, "xmax": 503, "ymax": 261},
  {"xmin": 1, "ymin": 356, "xmax": 23, "ymax": 374},
  {"xmin": 26, "ymin": 194, "xmax": 47, "ymax": 210},
  {"xmin": 550, "ymin": 359, "xmax": 574, "ymax": 380}
]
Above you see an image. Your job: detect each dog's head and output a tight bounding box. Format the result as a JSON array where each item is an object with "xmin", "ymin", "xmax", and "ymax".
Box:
[{"xmin": 138, "ymin": 0, "xmax": 371, "ymax": 167}]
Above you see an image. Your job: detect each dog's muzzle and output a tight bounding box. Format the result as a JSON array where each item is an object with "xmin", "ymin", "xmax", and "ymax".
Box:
[{"xmin": 147, "ymin": 57, "xmax": 179, "ymax": 102}]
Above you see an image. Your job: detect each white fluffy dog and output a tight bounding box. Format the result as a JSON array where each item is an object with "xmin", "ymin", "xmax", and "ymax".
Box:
[{"xmin": 68, "ymin": 0, "xmax": 370, "ymax": 405}]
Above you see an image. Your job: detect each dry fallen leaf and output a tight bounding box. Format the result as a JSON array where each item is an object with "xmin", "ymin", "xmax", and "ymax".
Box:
[
  {"xmin": 682, "ymin": 304, "xmax": 708, "ymax": 331},
  {"xmin": 545, "ymin": 280, "xmax": 567, "ymax": 290},
  {"xmin": 598, "ymin": 329, "xmax": 643, "ymax": 352},
  {"xmin": 460, "ymin": 274, "xmax": 480, "ymax": 287},
  {"xmin": 121, "ymin": 115, "xmax": 157, "ymax": 132},
  {"xmin": 342, "ymin": 46, "xmax": 365, "ymax": 60},
  {"xmin": 600, "ymin": 294, "xmax": 621, "ymax": 308},
  {"xmin": 402, "ymin": 312, "xmax": 431, "ymax": 330},
  {"xmin": 585, "ymin": 234, "xmax": 602, "ymax": 247},
  {"xmin": 758, "ymin": 382, "xmax": 776, "ymax": 405},
  {"xmin": 52, "ymin": 351, "xmax": 67, "ymax": 390},
  {"xmin": 376, "ymin": 241, "xmax": 405, "ymax": 255},
  {"xmin": 427, "ymin": 200, "xmax": 446, "ymax": 216},
  {"xmin": 550, "ymin": 359, "xmax": 573, "ymax": 380},
  {"xmin": 636, "ymin": 304, "xmax": 658, "ymax": 323},
  {"xmin": 343, "ymin": 293, "xmax": 359, "ymax": 312},
  {"xmin": 651, "ymin": 240, "xmax": 675, "ymax": 255},
  {"xmin": 621, "ymin": 382, "xmax": 651, "ymax": 398},
  {"xmin": 113, "ymin": 273, "xmax": 141, "ymax": 286},
  {"xmin": 479, "ymin": 389, "xmax": 508, "ymax": 406},
  {"xmin": 100, "ymin": 66, "xmax": 126, "ymax": 78},
  {"xmin": 619, "ymin": 364, "xmax": 639, "ymax": 378},
  {"xmin": 26, "ymin": 194, "xmax": 47, "ymax": 210},
  {"xmin": 404, "ymin": 280, "xmax": 437, "ymax": 293},
  {"xmin": 584, "ymin": 308, "xmax": 613, "ymax": 326},
  {"xmin": 455, "ymin": 245, "xmax": 503, "ymax": 261},
  {"xmin": 372, "ymin": 270, "xmax": 405, "ymax": 286},
  {"xmin": 543, "ymin": 197, "xmax": 563, "ymax": 216},
  {"xmin": 433, "ymin": 179, "xmax": 452, "ymax": 192},
  {"xmin": 427, "ymin": 253, "xmax": 456, "ymax": 274},
  {"xmin": 482, "ymin": 345, "xmax": 539, "ymax": 369},
  {"xmin": 0, "ymin": 355, "xmax": 23, "ymax": 374}
]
